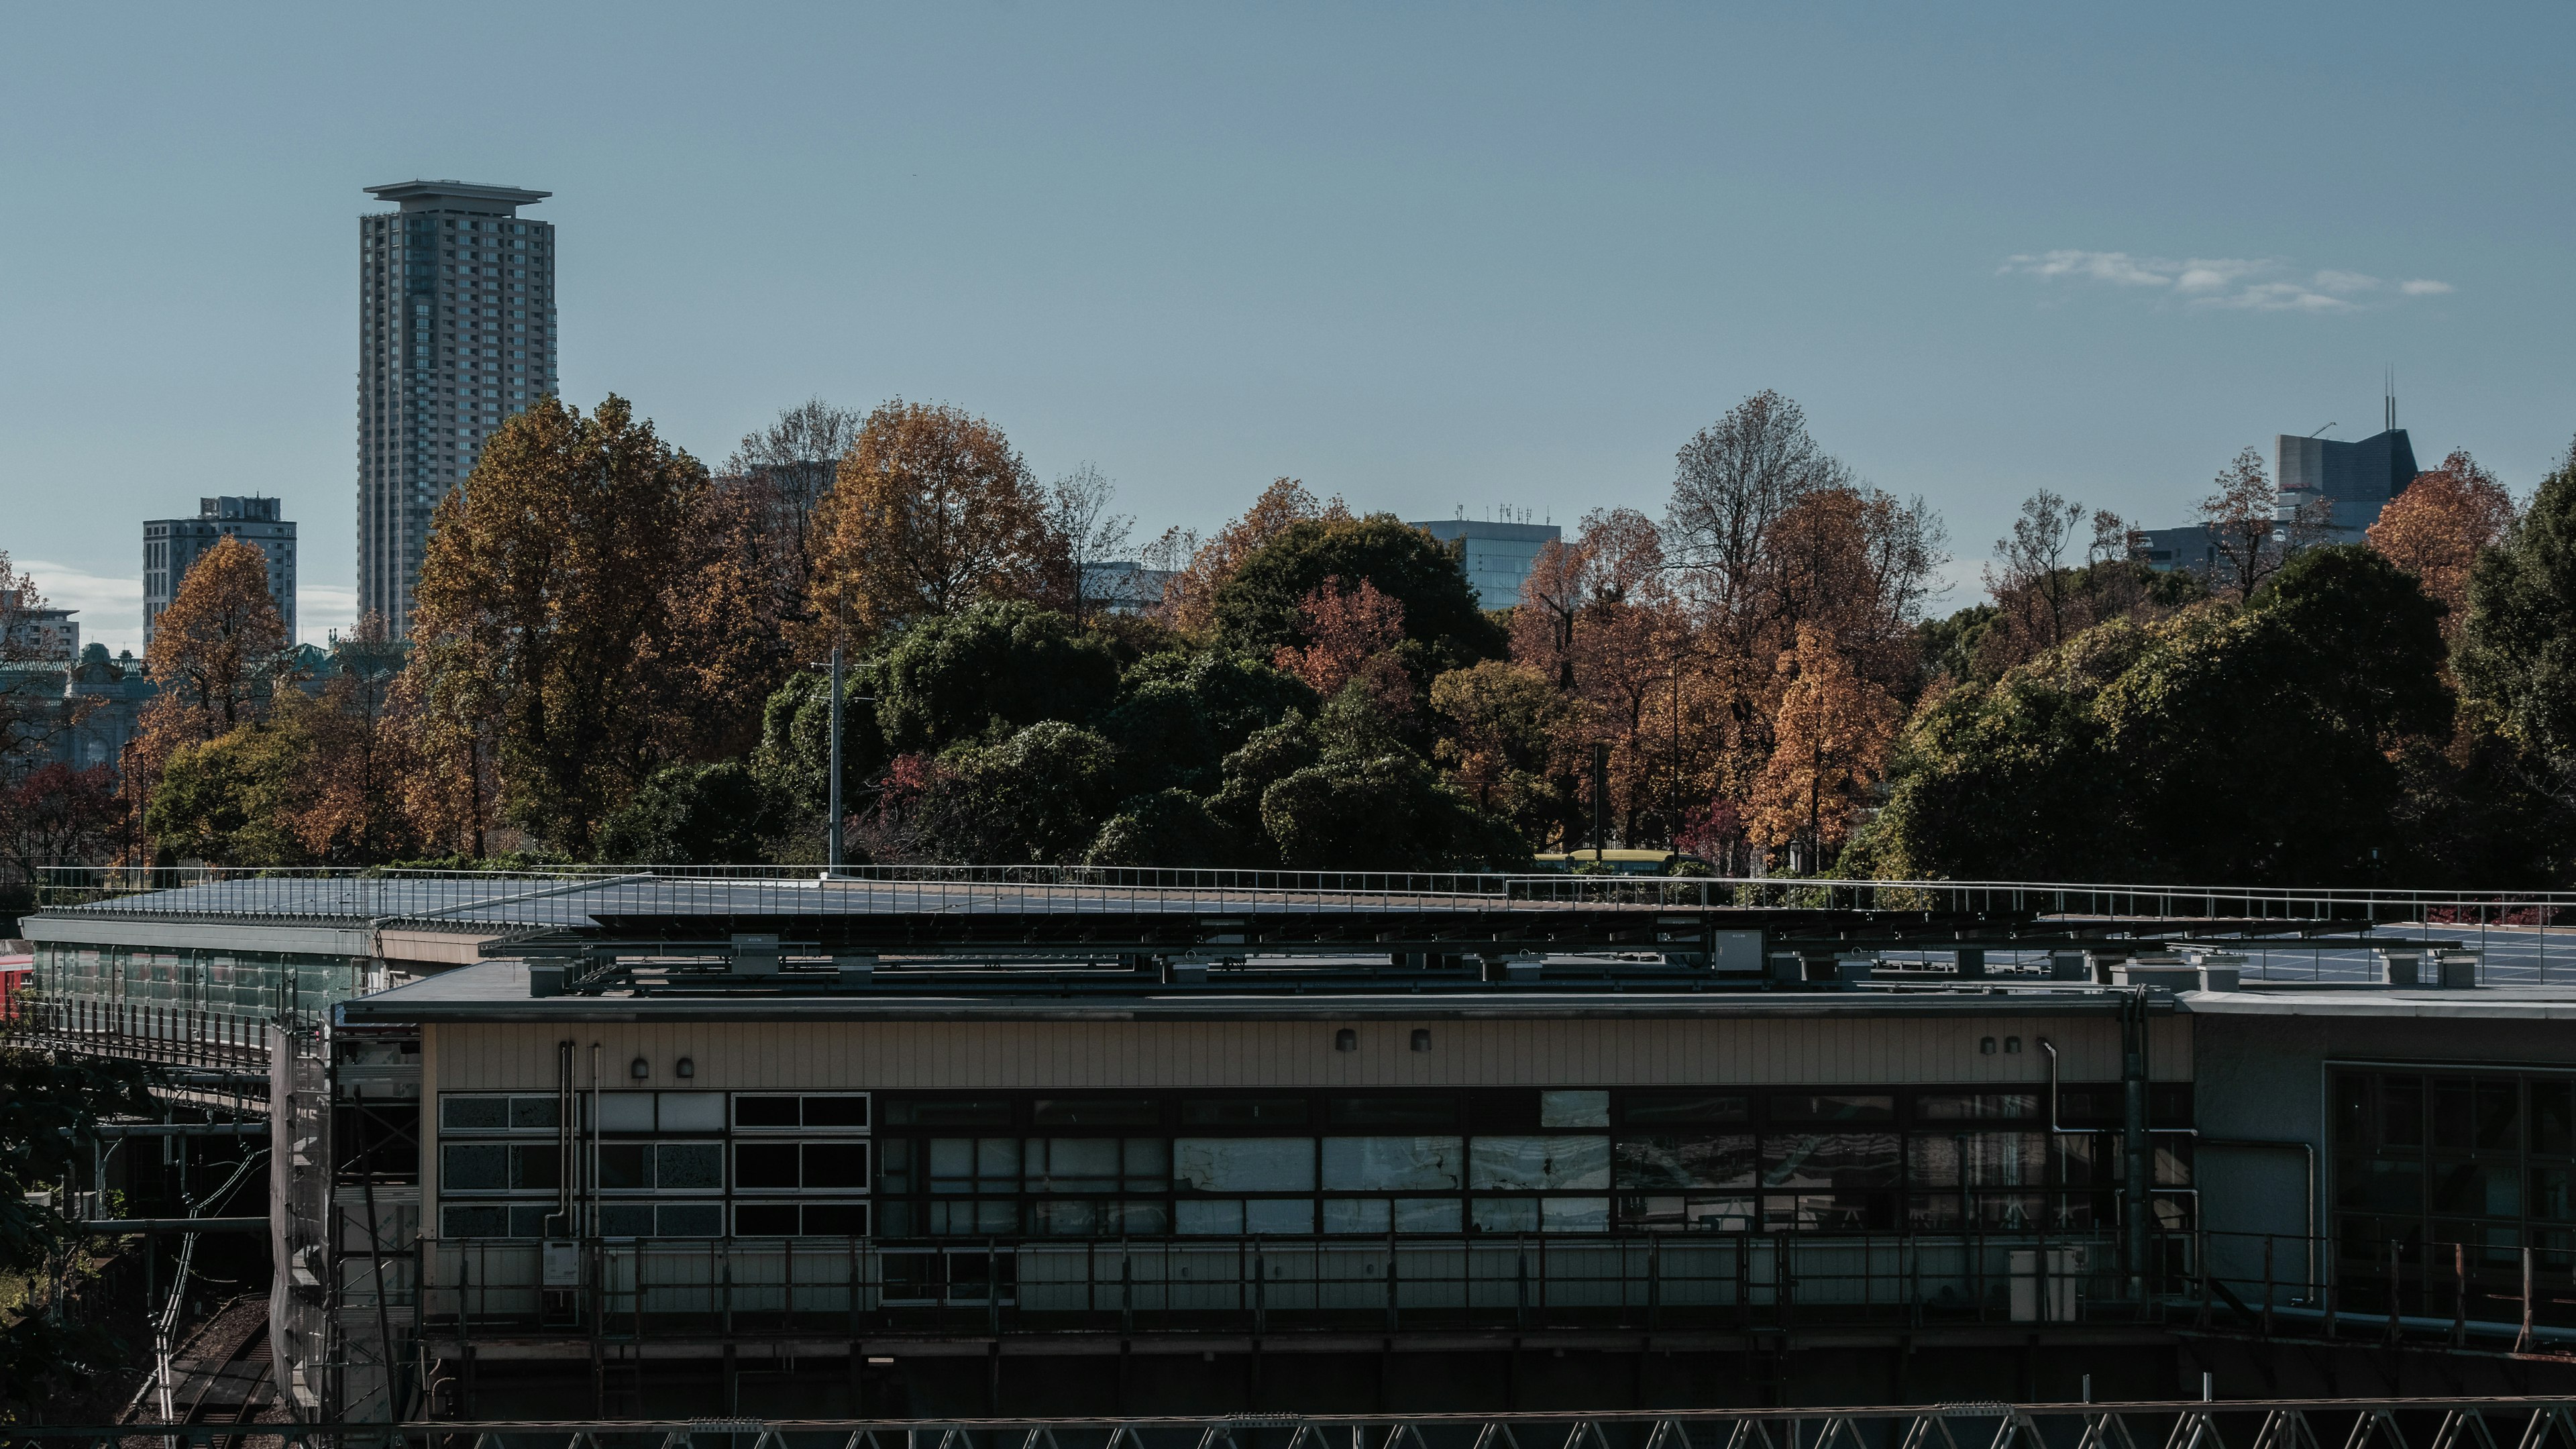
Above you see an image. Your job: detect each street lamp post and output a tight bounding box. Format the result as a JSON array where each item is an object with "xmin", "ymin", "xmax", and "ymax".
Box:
[{"xmin": 827, "ymin": 641, "xmax": 843, "ymax": 873}]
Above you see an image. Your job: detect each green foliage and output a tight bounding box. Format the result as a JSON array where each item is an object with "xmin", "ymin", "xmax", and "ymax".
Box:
[
  {"xmin": 594, "ymin": 760, "xmax": 792, "ymax": 865},
  {"xmin": 1097, "ymin": 653, "xmax": 1317, "ymax": 799},
  {"xmin": 1879, "ymin": 547, "xmax": 2459, "ymax": 885},
  {"xmin": 910, "ymin": 721, "xmax": 1121, "ymax": 864},
  {"xmin": 875, "ymin": 602, "xmax": 1120, "ymax": 754},
  {"xmin": 753, "ymin": 665, "xmax": 888, "ymax": 816},
  {"xmin": 2461, "ymin": 448, "xmax": 2576, "ymax": 775},
  {"xmin": 1210, "ymin": 516, "xmax": 1505, "ymax": 671},
  {"xmin": 1255, "ymin": 684, "xmax": 1529, "ymax": 871},
  {"xmin": 1205, "ymin": 714, "xmax": 1323, "ymax": 856},
  {"xmin": 142, "ymin": 722, "xmax": 307, "ymax": 865},
  {"xmin": 1083, "ymin": 788, "xmax": 1247, "ymax": 867},
  {"xmin": 1915, "ymin": 603, "xmax": 1999, "ymax": 688}
]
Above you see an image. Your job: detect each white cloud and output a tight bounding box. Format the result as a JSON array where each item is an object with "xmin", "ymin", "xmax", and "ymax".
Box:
[
  {"xmin": 19, "ymin": 559, "xmax": 142, "ymax": 657},
  {"xmin": 2002, "ymin": 250, "xmax": 2452, "ymax": 313},
  {"xmin": 300, "ymin": 584, "xmax": 358, "ymax": 646}
]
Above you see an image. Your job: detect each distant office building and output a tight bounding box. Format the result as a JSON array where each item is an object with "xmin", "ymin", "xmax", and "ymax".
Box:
[
  {"xmin": 1410, "ymin": 518, "xmax": 1562, "ymax": 609},
  {"xmin": 143, "ymin": 496, "xmax": 297, "ymax": 648},
  {"xmin": 359, "ymin": 179, "xmax": 559, "ymax": 637},
  {"xmin": 1, "ymin": 589, "xmax": 78, "ymax": 660},
  {"xmin": 2134, "ymin": 419, "xmax": 2418, "ymax": 576},
  {"xmin": 1080, "ymin": 561, "xmax": 1175, "ymax": 616}
]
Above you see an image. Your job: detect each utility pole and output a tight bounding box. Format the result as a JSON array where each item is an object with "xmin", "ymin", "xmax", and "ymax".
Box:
[
  {"xmin": 826, "ymin": 641, "xmax": 844, "ymax": 875},
  {"xmin": 1591, "ymin": 741, "xmax": 1609, "ymax": 861}
]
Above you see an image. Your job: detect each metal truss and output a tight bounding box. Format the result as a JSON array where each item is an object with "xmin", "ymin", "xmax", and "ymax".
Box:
[{"xmin": 16, "ymin": 1398, "xmax": 2576, "ymax": 1449}]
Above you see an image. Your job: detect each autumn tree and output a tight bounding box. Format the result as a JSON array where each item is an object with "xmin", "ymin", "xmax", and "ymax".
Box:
[
  {"xmin": 809, "ymin": 400, "xmax": 1052, "ymax": 642},
  {"xmin": 131, "ymin": 536, "xmax": 289, "ymax": 842},
  {"xmin": 1148, "ymin": 478, "xmax": 1352, "ymax": 636},
  {"xmin": 2200, "ymin": 446, "xmax": 2330, "ymax": 602},
  {"xmin": 1747, "ymin": 625, "xmax": 1899, "ymax": 867},
  {"xmin": 1973, "ymin": 492, "xmax": 2186, "ymax": 676},
  {"xmin": 404, "ymin": 394, "xmax": 775, "ymax": 857},
  {"xmin": 1272, "ymin": 578, "xmax": 1408, "ymax": 708},
  {"xmin": 2368, "ymin": 449, "xmax": 2518, "ymax": 639},
  {"xmin": 1427, "ymin": 661, "xmax": 1572, "ymax": 842},
  {"xmin": 1212, "ymin": 514, "xmax": 1502, "ymax": 671},
  {"xmin": 1664, "ymin": 391, "xmax": 1849, "ymax": 631},
  {"xmin": 721, "ymin": 398, "xmax": 863, "ymax": 626}
]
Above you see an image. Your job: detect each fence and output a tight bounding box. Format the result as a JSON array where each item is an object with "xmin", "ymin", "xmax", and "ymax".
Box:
[
  {"xmin": 7, "ymin": 996, "xmax": 275, "ymax": 1078},
  {"xmin": 25, "ymin": 1399, "xmax": 2576, "ymax": 1449}
]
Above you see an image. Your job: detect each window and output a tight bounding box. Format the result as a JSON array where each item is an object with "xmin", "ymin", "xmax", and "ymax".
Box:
[
  {"xmin": 733, "ymin": 1093, "xmax": 871, "ymax": 1131},
  {"xmin": 441, "ymin": 1142, "xmax": 558, "ymax": 1193},
  {"xmin": 733, "ymin": 1140, "xmax": 869, "ymax": 1191},
  {"xmin": 440, "ymin": 1093, "xmax": 559, "ymax": 1132}
]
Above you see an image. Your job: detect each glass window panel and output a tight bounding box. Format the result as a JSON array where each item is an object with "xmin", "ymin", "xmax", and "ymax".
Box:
[
  {"xmin": 878, "ymin": 1138, "xmax": 912, "ymax": 1193},
  {"xmin": 441, "ymin": 1205, "xmax": 508, "ymax": 1237},
  {"xmin": 441, "ymin": 1096, "xmax": 509, "ymax": 1132},
  {"xmin": 2476, "ymin": 1081, "xmax": 2520, "ymax": 1152},
  {"xmin": 2534, "ymin": 1083, "xmax": 2575, "ymax": 1157},
  {"xmin": 1124, "ymin": 1136, "xmax": 1170, "ymax": 1188},
  {"xmin": 657, "ymin": 1092, "xmax": 725, "ymax": 1132},
  {"xmin": 599, "ymin": 1203, "xmax": 654, "ymax": 1237},
  {"xmin": 508, "ymin": 1144, "xmax": 559, "ymax": 1191},
  {"xmin": 1542, "ymin": 1197, "xmax": 1610, "ymax": 1232},
  {"xmin": 596, "ymin": 1092, "xmax": 655, "ymax": 1132},
  {"xmin": 1395, "ymin": 1197, "xmax": 1462, "ymax": 1232},
  {"xmin": 1329, "ymin": 1096, "xmax": 1456, "ymax": 1128},
  {"xmin": 441, "ymin": 1144, "xmax": 506, "ymax": 1191},
  {"xmin": 1113, "ymin": 1201, "xmax": 1171, "ymax": 1236},
  {"xmin": 1184, "ymin": 1097, "xmax": 1309, "ymax": 1126},
  {"xmin": 508, "ymin": 1204, "xmax": 555, "ymax": 1238},
  {"xmin": 2434, "ymin": 1080, "xmax": 2478, "ymax": 1150},
  {"xmin": 802, "ymin": 1142, "xmax": 869, "ymax": 1189},
  {"xmin": 508, "ymin": 1096, "xmax": 560, "ymax": 1130},
  {"xmin": 1177, "ymin": 1137, "xmax": 1316, "ymax": 1192},
  {"xmin": 1761, "ymin": 1132, "xmax": 1900, "ymax": 1189},
  {"xmin": 735, "ymin": 1203, "xmax": 800, "ymax": 1235},
  {"xmin": 598, "ymin": 1143, "xmax": 650, "ymax": 1190},
  {"xmin": 1915, "ymin": 1093, "xmax": 2040, "ymax": 1121},
  {"xmin": 1178, "ymin": 1199, "xmax": 1245, "ymax": 1234},
  {"xmin": 1770, "ymin": 1093, "xmax": 1895, "ymax": 1123},
  {"xmin": 1470, "ymin": 1135, "xmax": 1611, "ymax": 1191},
  {"xmin": 1029, "ymin": 1138, "xmax": 1121, "ymax": 1192},
  {"xmin": 1323, "ymin": 1197, "xmax": 1393, "ymax": 1234},
  {"xmin": 889, "ymin": 1098, "xmax": 1012, "ymax": 1127},
  {"xmin": 1246, "ymin": 1198, "xmax": 1316, "ymax": 1234},
  {"xmin": 2382, "ymin": 1078, "xmax": 2424, "ymax": 1148},
  {"xmin": 802, "ymin": 1095, "xmax": 869, "ymax": 1129},
  {"xmin": 928, "ymin": 1138, "xmax": 975, "ymax": 1191},
  {"xmin": 2532, "ymin": 1167, "xmax": 2575, "ymax": 1222},
  {"xmin": 2337, "ymin": 1159, "xmax": 2422, "ymax": 1214},
  {"xmin": 1621, "ymin": 1092, "xmax": 1752, "ymax": 1126},
  {"xmin": 1615, "ymin": 1134, "xmax": 1755, "ymax": 1189},
  {"xmin": 1910, "ymin": 1132, "xmax": 2048, "ymax": 1189},
  {"xmin": 1470, "ymin": 1197, "xmax": 1538, "ymax": 1233},
  {"xmin": 735, "ymin": 1142, "xmax": 798, "ymax": 1191},
  {"xmin": 658, "ymin": 1142, "xmax": 724, "ymax": 1191},
  {"xmin": 975, "ymin": 1137, "xmax": 1023, "ymax": 1185},
  {"xmin": 1030, "ymin": 1199, "xmax": 1101, "ymax": 1236},
  {"xmin": 735, "ymin": 1095, "xmax": 800, "ymax": 1129},
  {"xmin": 1764, "ymin": 1191, "xmax": 1892, "ymax": 1231},
  {"xmin": 1033, "ymin": 1097, "xmax": 1159, "ymax": 1126},
  {"xmin": 2432, "ymin": 1162, "xmax": 2520, "ymax": 1216},
  {"xmin": 1540, "ymin": 1091, "xmax": 1610, "ymax": 1127},
  {"xmin": 805, "ymin": 1202, "xmax": 869, "ymax": 1236},
  {"xmin": 664, "ymin": 1196, "xmax": 726, "ymax": 1227},
  {"xmin": 1322, "ymin": 1136, "xmax": 1462, "ymax": 1191}
]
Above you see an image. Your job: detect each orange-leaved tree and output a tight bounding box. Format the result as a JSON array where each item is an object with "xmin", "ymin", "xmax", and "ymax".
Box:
[
  {"xmin": 2368, "ymin": 449, "xmax": 2518, "ymax": 640},
  {"xmin": 1148, "ymin": 478, "xmax": 1352, "ymax": 636},
  {"xmin": 1747, "ymin": 624, "xmax": 1898, "ymax": 867},
  {"xmin": 808, "ymin": 400, "xmax": 1052, "ymax": 643},
  {"xmin": 1273, "ymin": 577, "xmax": 1409, "ymax": 710},
  {"xmin": 133, "ymin": 536, "xmax": 288, "ymax": 837}
]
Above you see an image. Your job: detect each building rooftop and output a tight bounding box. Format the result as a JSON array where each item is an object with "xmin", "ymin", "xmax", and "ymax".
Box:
[{"xmin": 364, "ymin": 179, "xmax": 551, "ymax": 211}]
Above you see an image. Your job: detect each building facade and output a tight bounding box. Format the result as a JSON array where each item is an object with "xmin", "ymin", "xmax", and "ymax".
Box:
[
  {"xmin": 358, "ymin": 180, "xmax": 558, "ymax": 638},
  {"xmin": 1410, "ymin": 519, "xmax": 1562, "ymax": 610},
  {"xmin": 143, "ymin": 496, "xmax": 296, "ymax": 647},
  {"xmin": 2134, "ymin": 427, "xmax": 2419, "ymax": 576}
]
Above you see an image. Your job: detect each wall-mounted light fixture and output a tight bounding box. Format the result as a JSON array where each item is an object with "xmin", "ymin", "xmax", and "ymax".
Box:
[
  {"xmin": 631, "ymin": 1055, "xmax": 650, "ymax": 1080},
  {"xmin": 1334, "ymin": 1028, "xmax": 1358, "ymax": 1052},
  {"xmin": 675, "ymin": 1057, "xmax": 695, "ymax": 1079},
  {"xmin": 1979, "ymin": 1037, "xmax": 1997, "ymax": 1055},
  {"xmin": 1411, "ymin": 1028, "xmax": 1432, "ymax": 1053}
]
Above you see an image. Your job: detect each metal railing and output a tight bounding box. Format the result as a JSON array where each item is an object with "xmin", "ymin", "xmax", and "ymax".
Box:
[
  {"xmin": 2189, "ymin": 1228, "xmax": 2576, "ymax": 1351},
  {"xmin": 30, "ymin": 1399, "xmax": 2576, "ymax": 1449},
  {"xmin": 400, "ymin": 1230, "xmax": 2149, "ymax": 1342},
  {"xmin": 6, "ymin": 997, "xmax": 274, "ymax": 1075}
]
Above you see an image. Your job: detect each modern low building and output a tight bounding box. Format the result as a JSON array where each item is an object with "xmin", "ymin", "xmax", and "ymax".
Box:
[
  {"xmin": 1410, "ymin": 519, "xmax": 1562, "ymax": 610},
  {"xmin": 144, "ymin": 495, "xmax": 297, "ymax": 647},
  {"xmin": 18, "ymin": 872, "xmax": 2575, "ymax": 1417},
  {"xmin": 2133, "ymin": 424, "xmax": 2420, "ymax": 576}
]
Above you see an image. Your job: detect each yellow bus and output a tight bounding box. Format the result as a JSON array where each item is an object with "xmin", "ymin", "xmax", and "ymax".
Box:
[{"xmin": 1529, "ymin": 849, "xmax": 1713, "ymax": 877}]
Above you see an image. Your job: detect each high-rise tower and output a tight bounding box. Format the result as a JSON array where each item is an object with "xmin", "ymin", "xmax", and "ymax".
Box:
[{"xmin": 357, "ymin": 180, "xmax": 557, "ymax": 636}]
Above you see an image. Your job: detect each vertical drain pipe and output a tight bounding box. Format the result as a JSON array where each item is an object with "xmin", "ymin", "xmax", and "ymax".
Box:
[
  {"xmin": 2123, "ymin": 991, "xmax": 2151, "ymax": 1300},
  {"xmin": 554, "ymin": 1041, "xmax": 574, "ymax": 1236}
]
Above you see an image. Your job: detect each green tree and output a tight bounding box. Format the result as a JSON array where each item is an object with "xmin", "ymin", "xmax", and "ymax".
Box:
[
  {"xmin": 752, "ymin": 664, "xmax": 889, "ymax": 826},
  {"xmin": 875, "ymin": 602, "xmax": 1120, "ymax": 755},
  {"xmin": 596, "ymin": 760, "xmax": 792, "ymax": 865},
  {"xmin": 1257, "ymin": 685, "xmax": 1528, "ymax": 871},
  {"xmin": 142, "ymin": 721, "xmax": 307, "ymax": 865},
  {"xmin": 1210, "ymin": 515, "xmax": 1504, "ymax": 672},
  {"xmin": 1097, "ymin": 652, "xmax": 1316, "ymax": 798},
  {"xmin": 2461, "ymin": 445, "xmax": 2576, "ymax": 794},
  {"xmin": 909, "ymin": 720, "xmax": 1120, "ymax": 864},
  {"xmin": 1083, "ymin": 788, "xmax": 1246, "ymax": 868}
]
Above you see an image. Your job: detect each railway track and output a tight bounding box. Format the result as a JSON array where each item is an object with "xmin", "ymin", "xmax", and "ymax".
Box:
[{"xmin": 142, "ymin": 1295, "xmax": 272, "ymax": 1442}]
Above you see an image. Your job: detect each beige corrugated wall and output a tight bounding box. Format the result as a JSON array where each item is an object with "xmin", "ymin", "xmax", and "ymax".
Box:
[{"xmin": 425, "ymin": 1014, "xmax": 2192, "ymax": 1093}]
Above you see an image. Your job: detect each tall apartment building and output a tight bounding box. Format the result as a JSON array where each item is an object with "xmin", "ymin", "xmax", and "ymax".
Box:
[
  {"xmin": 143, "ymin": 496, "xmax": 297, "ymax": 648},
  {"xmin": 358, "ymin": 180, "xmax": 558, "ymax": 637}
]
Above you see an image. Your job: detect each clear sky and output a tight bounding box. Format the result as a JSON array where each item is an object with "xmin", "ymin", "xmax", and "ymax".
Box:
[{"xmin": 5, "ymin": 3, "xmax": 2570, "ymax": 654}]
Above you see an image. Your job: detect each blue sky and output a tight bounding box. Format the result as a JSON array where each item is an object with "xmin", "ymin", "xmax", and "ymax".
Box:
[{"xmin": 5, "ymin": 3, "xmax": 2570, "ymax": 653}]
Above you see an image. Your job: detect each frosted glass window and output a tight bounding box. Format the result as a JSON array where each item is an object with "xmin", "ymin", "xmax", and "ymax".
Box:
[
  {"xmin": 1177, "ymin": 1199, "xmax": 1244, "ymax": 1234},
  {"xmin": 1470, "ymin": 1135, "xmax": 1611, "ymax": 1191},
  {"xmin": 1542, "ymin": 1197, "xmax": 1611, "ymax": 1232},
  {"xmin": 657, "ymin": 1093, "xmax": 725, "ymax": 1131},
  {"xmin": 1395, "ymin": 1197, "xmax": 1462, "ymax": 1232},
  {"xmin": 594, "ymin": 1093, "xmax": 654, "ymax": 1132},
  {"xmin": 1322, "ymin": 1136, "xmax": 1462, "ymax": 1191},
  {"xmin": 1246, "ymin": 1198, "xmax": 1316, "ymax": 1234},
  {"xmin": 1615, "ymin": 1134, "xmax": 1756, "ymax": 1189},
  {"xmin": 1322, "ymin": 1198, "xmax": 1391, "ymax": 1234},
  {"xmin": 1028, "ymin": 1138, "xmax": 1120, "ymax": 1191},
  {"xmin": 1471, "ymin": 1197, "xmax": 1538, "ymax": 1232},
  {"xmin": 1540, "ymin": 1091, "xmax": 1610, "ymax": 1127},
  {"xmin": 1175, "ymin": 1138, "xmax": 1315, "ymax": 1192}
]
